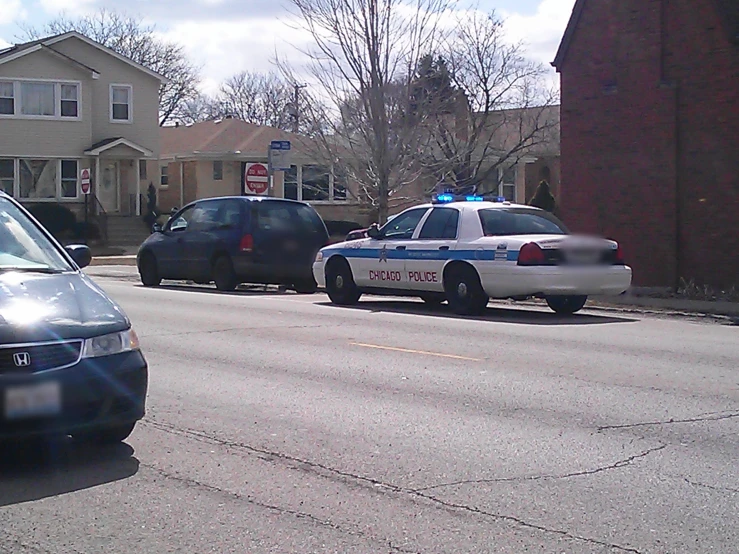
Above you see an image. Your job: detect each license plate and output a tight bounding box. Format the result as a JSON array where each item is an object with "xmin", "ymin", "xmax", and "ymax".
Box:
[
  {"xmin": 4, "ymin": 381, "xmax": 62, "ymax": 420},
  {"xmin": 565, "ymin": 249, "xmax": 601, "ymax": 265}
]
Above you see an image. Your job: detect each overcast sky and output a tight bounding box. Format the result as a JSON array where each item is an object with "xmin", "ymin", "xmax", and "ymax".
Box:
[{"xmin": 0, "ymin": 0, "xmax": 575, "ymax": 94}]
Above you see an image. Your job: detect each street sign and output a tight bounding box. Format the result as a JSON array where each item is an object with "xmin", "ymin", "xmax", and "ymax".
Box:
[
  {"xmin": 269, "ymin": 140, "xmax": 291, "ymax": 171},
  {"xmin": 245, "ymin": 163, "xmax": 269, "ymax": 195},
  {"xmin": 80, "ymin": 168, "xmax": 91, "ymax": 195}
]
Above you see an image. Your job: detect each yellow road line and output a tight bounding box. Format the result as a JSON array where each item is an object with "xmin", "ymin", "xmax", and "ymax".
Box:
[{"xmin": 349, "ymin": 342, "xmax": 480, "ymax": 361}]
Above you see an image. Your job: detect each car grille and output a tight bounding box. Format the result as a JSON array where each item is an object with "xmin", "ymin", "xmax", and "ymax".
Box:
[{"xmin": 0, "ymin": 340, "xmax": 83, "ymax": 375}]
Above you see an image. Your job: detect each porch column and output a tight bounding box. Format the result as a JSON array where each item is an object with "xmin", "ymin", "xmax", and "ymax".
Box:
[
  {"xmin": 95, "ymin": 157, "xmax": 100, "ymax": 212},
  {"xmin": 135, "ymin": 158, "xmax": 141, "ymax": 216}
]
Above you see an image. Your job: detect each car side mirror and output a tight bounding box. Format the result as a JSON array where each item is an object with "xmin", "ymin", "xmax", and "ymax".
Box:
[
  {"xmin": 65, "ymin": 244, "xmax": 92, "ymax": 269},
  {"xmin": 367, "ymin": 223, "xmax": 382, "ymax": 239},
  {"xmin": 152, "ymin": 223, "xmax": 163, "ymax": 233}
]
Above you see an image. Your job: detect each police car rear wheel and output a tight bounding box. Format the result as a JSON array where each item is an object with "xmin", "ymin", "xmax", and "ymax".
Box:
[
  {"xmin": 326, "ymin": 259, "xmax": 361, "ymax": 305},
  {"xmin": 546, "ymin": 295, "xmax": 588, "ymax": 315},
  {"xmin": 445, "ymin": 265, "xmax": 488, "ymax": 316}
]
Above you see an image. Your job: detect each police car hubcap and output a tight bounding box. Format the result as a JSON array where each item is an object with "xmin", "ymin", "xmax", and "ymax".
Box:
[
  {"xmin": 457, "ymin": 282, "xmax": 468, "ymax": 297},
  {"xmin": 335, "ymin": 275, "xmax": 344, "ymax": 289}
]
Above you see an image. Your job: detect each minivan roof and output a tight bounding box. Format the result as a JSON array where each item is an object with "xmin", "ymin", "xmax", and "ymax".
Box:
[{"xmin": 192, "ymin": 196, "xmax": 311, "ymax": 205}]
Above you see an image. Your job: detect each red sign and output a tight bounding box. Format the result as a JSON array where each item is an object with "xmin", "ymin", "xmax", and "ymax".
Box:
[
  {"xmin": 80, "ymin": 168, "xmax": 91, "ymax": 195},
  {"xmin": 245, "ymin": 163, "xmax": 269, "ymax": 195}
]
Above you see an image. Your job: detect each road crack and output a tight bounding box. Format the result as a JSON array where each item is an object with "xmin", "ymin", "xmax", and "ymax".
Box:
[
  {"xmin": 683, "ymin": 478, "xmax": 739, "ymax": 495},
  {"xmin": 143, "ymin": 419, "xmax": 645, "ymax": 553},
  {"xmin": 140, "ymin": 462, "xmax": 421, "ymax": 554},
  {"xmin": 414, "ymin": 445, "xmax": 667, "ymax": 492},
  {"xmin": 597, "ymin": 411, "xmax": 739, "ymax": 432}
]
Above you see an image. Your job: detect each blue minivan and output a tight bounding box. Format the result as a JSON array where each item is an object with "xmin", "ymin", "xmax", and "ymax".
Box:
[{"xmin": 137, "ymin": 196, "xmax": 329, "ymax": 292}]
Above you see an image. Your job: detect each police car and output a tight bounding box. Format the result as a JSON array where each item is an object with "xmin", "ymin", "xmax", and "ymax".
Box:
[{"xmin": 312, "ymin": 194, "xmax": 632, "ymax": 315}]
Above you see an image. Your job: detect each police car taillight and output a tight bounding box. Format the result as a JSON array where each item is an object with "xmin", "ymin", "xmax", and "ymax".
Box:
[
  {"xmin": 517, "ymin": 242, "xmax": 545, "ymax": 265},
  {"xmin": 240, "ymin": 234, "xmax": 254, "ymax": 252}
]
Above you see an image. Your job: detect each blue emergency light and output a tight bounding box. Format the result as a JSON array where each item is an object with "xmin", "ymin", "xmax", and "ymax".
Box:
[{"xmin": 432, "ymin": 193, "xmax": 507, "ymax": 204}]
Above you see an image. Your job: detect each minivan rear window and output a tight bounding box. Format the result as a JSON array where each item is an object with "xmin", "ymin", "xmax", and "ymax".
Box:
[{"xmin": 258, "ymin": 201, "xmax": 327, "ymax": 235}]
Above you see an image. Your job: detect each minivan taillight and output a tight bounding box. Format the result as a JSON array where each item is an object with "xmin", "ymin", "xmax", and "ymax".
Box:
[
  {"xmin": 240, "ymin": 234, "xmax": 254, "ymax": 252},
  {"xmin": 614, "ymin": 243, "xmax": 624, "ymax": 264},
  {"xmin": 517, "ymin": 242, "xmax": 546, "ymax": 266}
]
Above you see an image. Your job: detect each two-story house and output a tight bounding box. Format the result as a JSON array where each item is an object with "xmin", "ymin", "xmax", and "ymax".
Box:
[{"xmin": 0, "ymin": 31, "xmax": 166, "ymax": 244}]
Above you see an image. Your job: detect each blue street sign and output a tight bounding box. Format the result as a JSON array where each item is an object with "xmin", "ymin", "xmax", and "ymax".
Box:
[{"xmin": 269, "ymin": 140, "xmax": 292, "ymax": 170}]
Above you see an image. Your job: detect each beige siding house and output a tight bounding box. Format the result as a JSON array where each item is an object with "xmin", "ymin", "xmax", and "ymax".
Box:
[
  {"xmin": 0, "ymin": 32, "xmax": 166, "ymax": 226},
  {"xmin": 149, "ymin": 119, "xmax": 374, "ymax": 226}
]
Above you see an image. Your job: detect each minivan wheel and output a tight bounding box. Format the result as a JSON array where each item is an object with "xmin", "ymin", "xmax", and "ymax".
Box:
[
  {"xmin": 444, "ymin": 265, "xmax": 488, "ymax": 316},
  {"xmin": 325, "ymin": 259, "xmax": 361, "ymax": 305},
  {"xmin": 293, "ymin": 279, "xmax": 318, "ymax": 294},
  {"xmin": 75, "ymin": 422, "xmax": 136, "ymax": 445},
  {"xmin": 546, "ymin": 295, "xmax": 588, "ymax": 315},
  {"xmin": 213, "ymin": 256, "xmax": 238, "ymax": 291},
  {"xmin": 139, "ymin": 252, "xmax": 161, "ymax": 287}
]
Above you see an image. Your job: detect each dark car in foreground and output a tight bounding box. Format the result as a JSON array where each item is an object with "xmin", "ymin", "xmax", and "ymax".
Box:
[
  {"xmin": 0, "ymin": 193, "xmax": 148, "ymax": 444},
  {"xmin": 137, "ymin": 196, "xmax": 329, "ymax": 292}
]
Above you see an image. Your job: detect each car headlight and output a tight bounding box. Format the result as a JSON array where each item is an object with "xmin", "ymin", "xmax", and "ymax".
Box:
[
  {"xmin": 82, "ymin": 328, "xmax": 140, "ymax": 358},
  {"xmin": 315, "ymin": 251, "xmax": 324, "ymax": 263}
]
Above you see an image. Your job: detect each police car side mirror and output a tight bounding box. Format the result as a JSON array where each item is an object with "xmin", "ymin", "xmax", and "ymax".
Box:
[{"xmin": 367, "ymin": 224, "xmax": 382, "ymax": 239}]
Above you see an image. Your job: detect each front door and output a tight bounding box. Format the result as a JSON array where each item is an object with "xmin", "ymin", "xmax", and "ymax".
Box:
[{"xmin": 98, "ymin": 161, "xmax": 119, "ymax": 213}]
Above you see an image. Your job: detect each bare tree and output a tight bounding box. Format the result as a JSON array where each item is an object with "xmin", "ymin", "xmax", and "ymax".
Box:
[
  {"xmin": 279, "ymin": 0, "xmax": 452, "ymax": 223},
  {"xmin": 22, "ymin": 9, "xmax": 201, "ymax": 126},
  {"xmin": 216, "ymin": 71, "xmax": 292, "ymax": 128},
  {"xmin": 414, "ymin": 11, "xmax": 560, "ymax": 194}
]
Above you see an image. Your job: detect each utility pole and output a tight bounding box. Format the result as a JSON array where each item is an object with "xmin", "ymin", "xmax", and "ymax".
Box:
[{"xmin": 292, "ymin": 83, "xmax": 307, "ymax": 133}]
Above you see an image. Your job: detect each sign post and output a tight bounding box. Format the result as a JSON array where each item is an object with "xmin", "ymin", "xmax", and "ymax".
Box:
[
  {"xmin": 244, "ymin": 163, "xmax": 269, "ymax": 195},
  {"xmin": 80, "ymin": 168, "xmax": 91, "ymax": 244},
  {"xmin": 268, "ymin": 141, "xmax": 291, "ymax": 197}
]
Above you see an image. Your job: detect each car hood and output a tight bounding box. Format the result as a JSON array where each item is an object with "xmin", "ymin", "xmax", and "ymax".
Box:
[{"xmin": 0, "ymin": 271, "xmax": 130, "ymax": 344}]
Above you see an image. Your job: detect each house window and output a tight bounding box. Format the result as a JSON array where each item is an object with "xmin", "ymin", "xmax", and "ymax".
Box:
[
  {"xmin": 213, "ymin": 161, "xmax": 223, "ymax": 181},
  {"xmin": 19, "ymin": 160, "xmax": 57, "ymax": 199},
  {"xmin": 498, "ymin": 166, "xmax": 517, "ymax": 202},
  {"xmin": 301, "ymin": 165, "xmax": 330, "ymax": 201},
  {"xmin": 60, "ymin": 84, "xmax": 79, "ymax": 118},
  {"xmin": 111, "ymin": 85, "xmax": 132, "ymax": 122},
  {"xmin": 139, "ymin": 159, "xmax": 148, "ymax": 180},
  {"xmin": 284, "ymin": 165, "xmax": 299, "ymax": 200},
  {"xmin": 160, "ymin": 165, "xmax": 169, "ymax": 187},
  {"xmin": 21, "ymin": 82, "xmax": 55, "ymax": 116},
  {"xmin": 0, "ymin": 82, "xmax": 14, "ymax": 115},
  {"xmin": 0, "ymin": 159, "xmax": 14, "ymax": 196},
  {"xmin": 60, "ymin": 160, "xmax": 78, "ymax": 198}
]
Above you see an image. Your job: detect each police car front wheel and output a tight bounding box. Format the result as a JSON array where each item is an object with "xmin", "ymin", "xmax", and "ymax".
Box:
[
  {"xmin": 325, "ymin": 258, "xmax": 362, "ymax": 306},
  {"xmin": 444, "ymin": 265, "xmax": 488, "ymax": 316}
]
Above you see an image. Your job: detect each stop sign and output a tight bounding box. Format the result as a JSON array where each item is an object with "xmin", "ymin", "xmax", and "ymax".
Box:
[
  {"xmin": 245, "ymin": 163, "xmax": 269, "ymax": 195},
  {"xmin": 80, "ymin": 168, "xmax": 91, "ymax": 195}
]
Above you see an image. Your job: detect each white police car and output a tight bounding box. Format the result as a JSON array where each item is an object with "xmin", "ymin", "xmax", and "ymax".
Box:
[{"xmin": 313, "ymin": 194, "xmax": 632, "ymax": 315}]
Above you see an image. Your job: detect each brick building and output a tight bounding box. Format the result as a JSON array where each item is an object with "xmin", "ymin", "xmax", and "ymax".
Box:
[{"xmin": 552, "ymin": 0, "xmax": 738, "ymax": 289}]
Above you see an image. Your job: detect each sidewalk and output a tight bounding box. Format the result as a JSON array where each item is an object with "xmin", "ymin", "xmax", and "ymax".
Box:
[{"xmin": 89, "ymin": 254, "xmax": 137, "ymax": 267}]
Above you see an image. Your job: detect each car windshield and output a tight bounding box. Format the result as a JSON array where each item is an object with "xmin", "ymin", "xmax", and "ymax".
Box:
[
  {"xmin": 0, "ymin": 197, "xmax": 74, "ymax": 273},
  {"xmin": 478, "ymin": 208, "xmax": 569, "ymax": 236}
]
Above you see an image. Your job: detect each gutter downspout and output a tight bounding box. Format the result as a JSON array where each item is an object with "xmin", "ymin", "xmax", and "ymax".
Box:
[{"xmin": 179, "ymin": 159, "xmax": 185, "ymax": 207}]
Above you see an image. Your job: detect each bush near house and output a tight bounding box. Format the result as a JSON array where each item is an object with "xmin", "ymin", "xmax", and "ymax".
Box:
[{"xmin": 26, "ymin": 204, "xmax": 99, "ymax": 242}]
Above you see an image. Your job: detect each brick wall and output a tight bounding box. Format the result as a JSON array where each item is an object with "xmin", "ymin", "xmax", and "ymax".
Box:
[{"xmin": 557, "ymin": 0, "xmax": 738, "ymax": 288}]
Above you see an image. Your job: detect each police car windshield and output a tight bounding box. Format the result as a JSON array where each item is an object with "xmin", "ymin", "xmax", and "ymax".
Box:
[
  {"xmin": 0, "ymin": 197, "xmax": 73, "ymax": 273},
  {"xmin": 478, "ymin": 208, "xmax": 569, "ymax": 236}
]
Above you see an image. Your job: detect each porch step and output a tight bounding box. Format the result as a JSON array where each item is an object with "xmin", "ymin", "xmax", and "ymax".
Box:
[{"xmin": 105, "ymin": 215, "xmax": 152, "ymax": 247}]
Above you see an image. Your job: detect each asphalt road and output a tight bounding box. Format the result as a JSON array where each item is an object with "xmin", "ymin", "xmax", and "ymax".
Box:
[{"xmin": 1, "ymin": 267, "xmax": 737, "ymax": 554}]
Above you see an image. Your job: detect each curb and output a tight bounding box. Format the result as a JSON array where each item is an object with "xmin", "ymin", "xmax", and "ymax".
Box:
[{"xmin": 89, "ymin": 255, "xmax": 137, "ymax": 267}]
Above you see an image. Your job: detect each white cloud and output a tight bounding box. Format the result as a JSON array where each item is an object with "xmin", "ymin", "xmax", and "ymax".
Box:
[
  {"xmin": 39, "ymin": 0, "xmax": 98, "ymax": 15},
  {"xmin": 0, "ymin": 0, "xmax": 25, "ymax": 25},
  {"xmin": 157, "ymin": 15, "xmax": 315, "ymax": 96},
  {"xmin": 501, "ymin": 0, "xmax": 576, "ymax": 66}
]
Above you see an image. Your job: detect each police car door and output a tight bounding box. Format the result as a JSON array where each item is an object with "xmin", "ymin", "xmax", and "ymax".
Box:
[
  {"xmin": 402, "ymin": 207, "xmax": 460, "ymax": 292},
  {"xmin": 354, "ymin": 207, "xmax": 429, "ymax": 289}
]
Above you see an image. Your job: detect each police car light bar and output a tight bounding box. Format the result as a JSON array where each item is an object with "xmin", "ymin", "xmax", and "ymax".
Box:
[{"xmin": 432, "ymin": 193, "xmax": 507, "ymax": 204}]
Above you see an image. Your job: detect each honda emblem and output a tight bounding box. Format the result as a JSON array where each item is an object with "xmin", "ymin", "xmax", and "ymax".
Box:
[{"xmin": 13, "ymin": 352, "xmax": 31, "ymax": 367}]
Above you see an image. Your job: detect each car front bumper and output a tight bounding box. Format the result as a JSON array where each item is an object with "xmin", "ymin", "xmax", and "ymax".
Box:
[
  {"xmin": 312, "ymin": 261, "xmax": 327, "ymax": 289},
  {"xmin": 480, "ymin": 265, "xmax": 633, "ymax": 298},
  {"xmin": 0, "ymin": 350, "xmax": 148, "ymax": 441}
]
